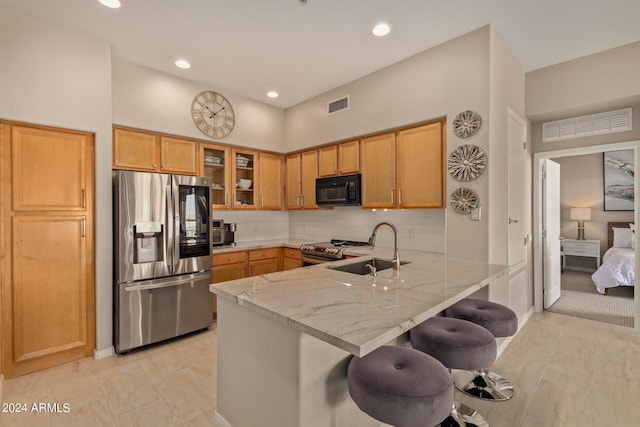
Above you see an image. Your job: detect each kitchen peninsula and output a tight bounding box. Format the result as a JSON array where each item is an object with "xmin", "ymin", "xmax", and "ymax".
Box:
[{"xmin": 210, "ymin": 248, "xmax": 508, "ymax": 427}]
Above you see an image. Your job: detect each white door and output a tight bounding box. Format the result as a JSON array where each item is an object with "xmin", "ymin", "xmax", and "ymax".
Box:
[
  {"xmin": 507, "ymin": 109, "xmax": 527, "ymax": 266},
  {"xmin": 543, "ymin": 159, "xmax": 562, "ymax": 308}
]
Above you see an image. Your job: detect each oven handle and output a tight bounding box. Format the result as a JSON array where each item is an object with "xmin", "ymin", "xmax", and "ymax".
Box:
[{"xmin": 301, "ymin": 254, "xmax": 338, "ymax": 265}]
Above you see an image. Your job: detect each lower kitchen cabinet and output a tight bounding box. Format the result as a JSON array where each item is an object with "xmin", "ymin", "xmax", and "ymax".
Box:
[
  {"xmin": 283, "ymin": 248, "xmax": 302, "ymax": 270},
  {"xmin": 249, "ymin": 248, "xmax": 280, "ymax": 276}
]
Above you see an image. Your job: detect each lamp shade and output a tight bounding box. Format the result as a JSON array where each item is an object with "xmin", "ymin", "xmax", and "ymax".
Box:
[{"xmin": 570, "ymin": 207, "xmax": 591, "ymax": 221}]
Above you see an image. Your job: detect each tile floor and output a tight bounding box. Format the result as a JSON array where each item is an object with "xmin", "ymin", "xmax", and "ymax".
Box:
[{"xmin": 1, "ymin": 311, "xmax": 639, "ymax": 426}]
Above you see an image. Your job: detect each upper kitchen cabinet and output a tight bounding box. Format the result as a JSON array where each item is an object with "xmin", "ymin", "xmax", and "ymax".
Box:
[
  {"xmin": 286, "ymin": 150, "xmax": 318, "ymax": 210},
  {"xmin": 396, "ymin": 122, "xmax": 444, "ymax": 208},
  {"xmin": 361, "ymin": 121, "xmax": 445, "ymax": 209},
  {"xmin": 201, "ymin": 142, "xmax": 231, "ymax": 210},
  {"xmin": 258, "ymin": 152, "xmax": 284, "ymax": 210},
  {"xmin": 160, "ymin": 135, "xmax": 197, "ymax": 174},
  {"xmin": 318, "ymin": 140, "xmax": 360, "ymax": 177},
  {"xmin": 113, "ymin": 127, "xmax": 197, "ymax": 175},
  {"xmin": 361, "ymin": 132, "xmax": 397, "ymax": 208},
  {"xmin": 232, "ymin": 148, "xmax": 258, "ymax": 210}
]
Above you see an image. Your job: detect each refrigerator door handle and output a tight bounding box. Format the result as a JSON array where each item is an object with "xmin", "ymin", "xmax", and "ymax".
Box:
[{"xmin": 123, "ymin": 271, "xmax": 211, "ymax": 292}]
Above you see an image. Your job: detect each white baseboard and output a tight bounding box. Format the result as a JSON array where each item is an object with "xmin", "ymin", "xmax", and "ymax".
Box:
[
  {"xmin": 214, "ymin": 410, "xmax": 233, "ymax": 427},
  {"xmin": 94, "ymin": 346, "xmax": 115, "ymax": 359}
]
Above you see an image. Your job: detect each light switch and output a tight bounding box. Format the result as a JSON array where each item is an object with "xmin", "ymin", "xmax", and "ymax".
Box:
[{"xmin": 470, "ymin": 207, "xmax": 481, "ymax": 221}]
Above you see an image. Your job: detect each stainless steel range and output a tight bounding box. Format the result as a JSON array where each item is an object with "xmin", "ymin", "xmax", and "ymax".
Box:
[{"xmin": 300, "ymin": 239, "xmax": 371, "ymax": 266}]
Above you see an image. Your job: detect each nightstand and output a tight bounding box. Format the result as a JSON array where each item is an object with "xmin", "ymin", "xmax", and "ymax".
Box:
[{"xmin": 562, "ymin": 239, "xmax": 601, "ymax": 271}]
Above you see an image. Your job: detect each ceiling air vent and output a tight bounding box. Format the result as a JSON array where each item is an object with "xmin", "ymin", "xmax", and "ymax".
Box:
[
  {"xmin": 543, "ymin": 108, "xmax": 632, "ymax": 142},
  {"xmin": 327, "ymin": 95, "xmax": 350, "ymax": 115}
]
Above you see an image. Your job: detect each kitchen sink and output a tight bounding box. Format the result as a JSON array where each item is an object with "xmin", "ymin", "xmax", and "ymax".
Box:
[{"xmin": 328, "ymin": 258, "xmax": 410, "ymax": 275}]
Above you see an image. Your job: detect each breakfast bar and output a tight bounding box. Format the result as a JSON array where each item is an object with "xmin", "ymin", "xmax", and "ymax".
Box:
[{"xmin": 210, "ymin": 248, "xmax": 508, "ymax": 427}]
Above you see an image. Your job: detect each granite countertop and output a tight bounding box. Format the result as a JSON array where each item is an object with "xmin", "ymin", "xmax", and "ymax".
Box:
[{"xmin": 210, "ymin": 247, "xmax": 508, "ymax": 357}]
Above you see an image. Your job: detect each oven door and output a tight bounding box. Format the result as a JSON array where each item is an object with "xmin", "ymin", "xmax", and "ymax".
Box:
[{"xmin": 302, "ymin": 253, "xmax": 340, "ymax": 266}]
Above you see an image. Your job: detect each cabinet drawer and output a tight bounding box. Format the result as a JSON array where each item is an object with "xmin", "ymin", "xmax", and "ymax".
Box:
[
  {"xmin": 213, "ymin": 251, "xmax": 248, "ymax": 265},
  {"xmin": 283, "ymin": 248, "xmax": 301, "ymax": 260},
  {"xmin": 249, "ymin": 247, "xmax": 280, "ymax": 261},
  {"xmin": 563, "ymin": 242, "xmax": 598, "ymax": 256}
]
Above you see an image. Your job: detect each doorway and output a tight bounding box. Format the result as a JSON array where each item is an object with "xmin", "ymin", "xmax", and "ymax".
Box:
[{"xmin": 533, "ymin": 141, "xmax": 640, "ymax": 330}]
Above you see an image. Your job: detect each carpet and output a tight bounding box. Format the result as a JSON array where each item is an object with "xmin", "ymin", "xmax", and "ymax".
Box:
[{"xmin": 548, "ymin": 270, "xmax": 635, "ymax": 328}]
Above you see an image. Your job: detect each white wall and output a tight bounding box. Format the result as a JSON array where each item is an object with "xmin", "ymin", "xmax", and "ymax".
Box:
[
  {"xmin": 0, "ymin": 6, "xmax": 113, "ymax": 354},
  {"xmin": 112, "ymin": 60, "xmax": 286, "ymax": 152},
  {"xmin": 526, "ymin": 41, "xmax": 640, "ymax": 123}
]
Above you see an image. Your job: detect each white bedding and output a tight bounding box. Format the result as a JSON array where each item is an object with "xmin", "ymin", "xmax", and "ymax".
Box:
[{"xmin": 591, "ymin": 247, "xmax": 635, "ymax": 294}]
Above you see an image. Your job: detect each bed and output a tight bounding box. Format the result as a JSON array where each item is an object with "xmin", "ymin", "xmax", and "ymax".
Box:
[{"xmin": 591, "ymin": 222, "xmax": 635, "ymax": 294}]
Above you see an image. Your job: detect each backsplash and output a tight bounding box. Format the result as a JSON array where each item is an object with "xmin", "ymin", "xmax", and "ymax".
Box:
[
  {"xmin": 290, "ymin": 208, "xmax": 446, "ymax": 252},
  {"xmin": 215, "ymin": 208, "xmax": 446, "ymax": 252},
  {"xmin": 212, "ymin": 211, "xmax": 290, "ymax": 242}
]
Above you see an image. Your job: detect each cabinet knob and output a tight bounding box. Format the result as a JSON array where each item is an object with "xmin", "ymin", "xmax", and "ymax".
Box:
[{"xmin": 227, "ymin": 257, "xmax": 232, "ymax": 262}]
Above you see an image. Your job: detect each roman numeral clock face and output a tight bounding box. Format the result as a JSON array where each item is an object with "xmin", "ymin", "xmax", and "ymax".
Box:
[{"xmin": 191, "ymin": 91, "xmax": 236, "ymax": 138}]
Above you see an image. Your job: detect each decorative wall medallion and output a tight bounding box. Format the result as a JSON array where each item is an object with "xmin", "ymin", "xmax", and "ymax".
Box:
[
  {"xmin": 453, "ymin": 110, "xmax": 482, "ymax": 138},
  {"xmin": 450, "ymin": 188, "xmax": 479, "ymax": 214},
  {"xmin": 448, "ymin": 144, "xmax": 487, "ymax": 182}
]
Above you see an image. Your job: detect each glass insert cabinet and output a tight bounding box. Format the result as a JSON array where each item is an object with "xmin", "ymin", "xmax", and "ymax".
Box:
[{"xmin": 201, "ymin": 143, "xmax": 257, "ymax": 210}]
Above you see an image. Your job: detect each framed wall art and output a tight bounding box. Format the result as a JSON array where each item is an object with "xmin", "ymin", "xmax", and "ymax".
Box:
[{"xmin": 603, "ymin": 149, "xmax": 634, "ymax": 211}]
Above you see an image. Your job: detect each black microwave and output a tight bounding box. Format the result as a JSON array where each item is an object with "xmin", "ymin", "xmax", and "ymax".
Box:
[{"xmin": 316, "ymin": 173, "xmax": 361, "ymax": 207}]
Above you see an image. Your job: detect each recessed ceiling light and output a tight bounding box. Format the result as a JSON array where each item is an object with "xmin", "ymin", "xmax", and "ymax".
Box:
[
  {"xmin": 98, "ymin": 0, "xmax": 121, "ymax": 8},
  {"xmin": 175, "ymin": 59, "xmax": 191, "ymax": 69},
  {"xmin": 266, "ymin": 91, "xmax": 279, "ymax": 98},
  {"xmin": 371, "ymin": 22, "xmax": 390, "ymax": 37}
]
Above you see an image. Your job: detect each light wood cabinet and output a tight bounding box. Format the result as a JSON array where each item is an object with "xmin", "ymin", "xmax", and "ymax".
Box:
[
  {"xmin": 286, "ymin": 150, "xmax": 318, "ymax": 209},
  {"xmin": 113, "ymin": 127, "xmax": 197, "ymax": 175},
  {"xmin": 160, "ymin": 135, "xmax": 197, "ymax": 174},
  {"xmin": 232, "ymin": 148, "xmax": 259, "ymax": 209},
  {"xmin": 361, "ymin": 132, "xmax": 397, "ymax": 208},
  {"xmin": 201, "ymin": 143, "xmax": 232, "ymax": 210},
  {"xmin": 361, "ymin": 121, "xmax": 444, "ymax": 209},
  {"xmin": 396, "ymin": 122, "xmax": 444, "ymax": 208},
  {"xmin": 318, "ymin": 140, "xmax": 360, "ymax": 176},
  {"xmin": 1, "ymin": 122, "xmax": 95, "ymax": 378},
  {"xmin": 283, "ymin": 248, "xmax": 302, "ymax": 270},
  {"xmin": 258, "ymin": 152, "xmax": 284, "ymax": 210},
  {"xmin": 249, "ymin": 247, "xmax": 280, "ymax": 275}
]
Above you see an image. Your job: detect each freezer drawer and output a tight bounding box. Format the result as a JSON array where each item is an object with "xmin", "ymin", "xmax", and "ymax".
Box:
[{"xmin": 115, "ymin": 271, "xmax": 213, "ymax": 353}]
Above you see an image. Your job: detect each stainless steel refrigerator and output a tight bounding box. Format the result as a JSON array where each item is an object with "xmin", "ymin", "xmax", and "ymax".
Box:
[{"xmin": 113, "ymin": 170, "xmax": 213, "ymax": 353}]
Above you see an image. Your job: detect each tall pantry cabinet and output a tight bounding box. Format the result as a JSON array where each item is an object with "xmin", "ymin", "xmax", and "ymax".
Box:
[{"xmin": 0, "ymin": 121, "xmax": 95, "ymax": 378}]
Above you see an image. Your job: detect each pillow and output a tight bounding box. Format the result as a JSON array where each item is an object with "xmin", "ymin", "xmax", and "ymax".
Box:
[{"xmin": 613, "ymin": 227, "xmax": 633, "ymax": 248}]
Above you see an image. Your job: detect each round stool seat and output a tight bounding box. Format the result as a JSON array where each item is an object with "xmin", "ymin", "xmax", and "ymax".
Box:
[
  {"xmin": 348, "ymin": 345, "xmax": 453, "ymax": 427},
  {"xmin": 411, "ymin": 317, "xmax": 496, "ymax": 427},
  {"xmin": 410, "ymin": 317, "xmax": 497, "ymax": 371},
  {"xmin": 444, "ymin": 298, "xmax": 517, "ymax": 338}
]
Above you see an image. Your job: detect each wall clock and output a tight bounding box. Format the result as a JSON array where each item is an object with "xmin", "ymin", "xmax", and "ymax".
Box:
[
  {"xmin": 448, "ymin": 144, "xmax": 487, "ymax": 182},
  {"xmin": 453, "ymin": 110, "xmax": 481, "ymax": 138},
  {"xmin": 450, "ymin": 187, "xmax": 479, "ymax": 214},
  {"xmin": 191, "ymin": 91, "xmax": 235, "ymax": 138}
]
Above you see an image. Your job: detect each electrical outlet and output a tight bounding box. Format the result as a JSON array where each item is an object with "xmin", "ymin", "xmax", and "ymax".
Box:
[
  {"xmin": 408, "ymin": 227, "xmax": 415, "ymax": 240},
  {"xmin": 470, "ymin": 207, "xmax": 481, "ymax": 221}
]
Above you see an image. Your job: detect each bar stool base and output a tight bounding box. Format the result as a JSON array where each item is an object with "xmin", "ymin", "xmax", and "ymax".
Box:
[
  {"xmin": 454, "ymin": 369, "xmax": 514, "ymax": 402},
  {"xmin": 439, "ymin": 401, "xmax": 489, "ymax": 427}
]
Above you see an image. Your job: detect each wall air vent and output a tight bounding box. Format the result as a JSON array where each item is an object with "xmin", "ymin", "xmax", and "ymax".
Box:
[
  {"xmin": 327, "ymin": 95, "xmax": 350, "ymax": 115},
  {"xmin": 543, "ymin": 108, "xmax": 632, "ymax": 142}
]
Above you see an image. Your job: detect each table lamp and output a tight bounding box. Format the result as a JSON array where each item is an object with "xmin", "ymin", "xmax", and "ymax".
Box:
[{"xmin": 570, "ymin": 207, "xmax": 591, "ymax": 240}]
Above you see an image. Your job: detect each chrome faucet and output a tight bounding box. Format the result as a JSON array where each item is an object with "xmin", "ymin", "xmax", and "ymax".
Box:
[{"xmin": 368, "ymin": 221, "xmax": 400, "ymax": 269}]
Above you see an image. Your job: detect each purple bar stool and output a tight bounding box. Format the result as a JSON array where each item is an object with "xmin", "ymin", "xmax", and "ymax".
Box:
[
  {"xmin": 411, "ymin": 316, "xmax": 496, "ymax": 427},
  {"xmin": 347, "ymin": 345, "xmax": 453, "ymax": 427},
  {"xmin": 444, "ymin": 298, "xmax": 517, "ymax": 401}
]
